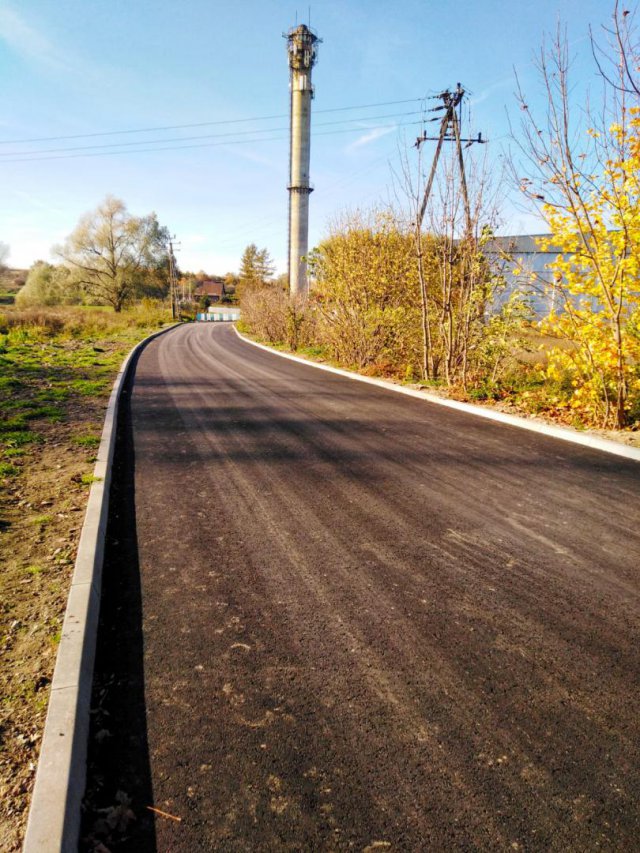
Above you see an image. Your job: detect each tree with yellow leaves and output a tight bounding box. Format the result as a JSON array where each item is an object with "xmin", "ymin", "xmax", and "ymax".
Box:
[{"xmin": 512, "ymin": 3, "xmax": 640, "ymax": 428}]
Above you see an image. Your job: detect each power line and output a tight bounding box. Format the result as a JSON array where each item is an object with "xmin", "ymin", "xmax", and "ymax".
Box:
[
  {"xmin": 0, "ymin": 121, "xmax": 421, "ymax": 164},
  {"xmin": 0, "ymin": 111, "xmax": 423, "ymax": 158},
  {"xmin": 0, "ymin": 98, "xmax": 425, "ymax": 146}
]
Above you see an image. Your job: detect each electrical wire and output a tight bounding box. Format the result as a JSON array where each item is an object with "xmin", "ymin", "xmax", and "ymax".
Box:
[
  {"xmin": 0, "ymin": 98, "xmax": 426, "ymax": 146},
  {"xmin": 0, "ymin": 121, "xmax": 421, "ymax": 164},
  {"xmin": 0, "ymin": 111, "xmax": 423, "ymax": 158}
]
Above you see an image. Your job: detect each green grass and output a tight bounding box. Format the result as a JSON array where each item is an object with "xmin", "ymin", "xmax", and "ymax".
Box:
[
  {"xmin": 0, "ymin": 302, "xmax": 173, "ymax": 489},
  {"xmin": 25, "ymin": 405, "xmax": 63, "ymax": 421},
  {"xmin": 0, "ymin": 417, "xmax": 29, "ymax": 432},
  {"xmin": 69, "ymin": 379, "xmax": 107, "ymax": 396},
  {"xmin": 80, "ymin": 474, "xmax": 103, "ymax": 486},
  {"xmin": 72, "ymin": 433, "xmax": 101, "ymax": 448},
  {"xmin": 37, "ymin": 387, "xmax": 69, "ymax": 402},
  {"xmin": 1, "ymin": 430, "xmax": 39, "ymax": 447},
  {"xmin": 298, "ymin": 344, "xmax": 329, "ymax": 359}
]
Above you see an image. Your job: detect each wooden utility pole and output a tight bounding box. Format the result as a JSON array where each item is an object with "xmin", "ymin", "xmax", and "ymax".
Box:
[
  {"xmin": 415, "ymin": 84, "xmax": 485, "ymax": 236},
  {"xmin": 168, "ymin": 238, "xmax": 180, "ymax": 321}
]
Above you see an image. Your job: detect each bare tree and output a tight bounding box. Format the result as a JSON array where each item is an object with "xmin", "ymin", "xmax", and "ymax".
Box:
[
  {"xmin": 57, "ymin": 196, "xmax": 169, "ymax": 312},
  {"xmin": 590, "ymin": 1, "xmax": 640, "ymax": 96},
  {"xmin": 396, "ymin": 125, "xmax": 508, "ymax": 387}
]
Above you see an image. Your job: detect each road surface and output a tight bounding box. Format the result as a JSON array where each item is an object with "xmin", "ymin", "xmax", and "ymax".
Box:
[{"xmin": 88, "ymin": 322, "xmax": 640, "ymax": 851}]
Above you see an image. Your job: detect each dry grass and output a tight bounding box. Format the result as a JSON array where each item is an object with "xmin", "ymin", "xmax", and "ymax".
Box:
[{"xmin": 0, "ymin": 302, "xmax": 173, "ymax": 850}]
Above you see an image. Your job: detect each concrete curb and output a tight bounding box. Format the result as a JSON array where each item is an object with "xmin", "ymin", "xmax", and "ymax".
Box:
[
  {"xmin": 23, "ymin": 323, "xmax": 180, "ymax": 853},
  {"xmin": 234, "ymin": 328, "xmax": 640, "ymax": 464}
]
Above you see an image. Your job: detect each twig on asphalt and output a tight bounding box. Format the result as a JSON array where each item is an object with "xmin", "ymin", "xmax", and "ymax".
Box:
[{"xmin": 146, "ymin": 805, "xmax": 182, "ymax": 822}]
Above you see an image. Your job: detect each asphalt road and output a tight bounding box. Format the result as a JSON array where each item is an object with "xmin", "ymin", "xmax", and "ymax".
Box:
[{"xmin": 91, "ymin": 322, "xmax": 640, "ymax": 851}]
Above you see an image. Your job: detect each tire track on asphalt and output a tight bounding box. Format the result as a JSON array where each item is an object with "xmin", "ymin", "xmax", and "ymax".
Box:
[
  {"xmin": 112, "ymin": 323, "xmax": 640, "ymax": 850},
  {"xmin": 153, "ymin": 326, "xmax": 640, "ymax": 847}
]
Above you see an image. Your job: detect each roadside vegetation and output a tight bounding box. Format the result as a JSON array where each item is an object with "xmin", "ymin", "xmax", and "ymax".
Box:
[
  {"xmin": 1, "ymin": 1, "xmax": 639, "ymax": 846},
  {"xmin": 0, "ymin": 303, "xmax": 171, "ymax": 850},
  {"xmin": 241, "ymin": 4, "xmax": 640, "ymax": 433}
]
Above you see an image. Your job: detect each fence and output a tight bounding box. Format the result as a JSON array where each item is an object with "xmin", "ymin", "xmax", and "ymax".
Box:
[{"xmin": 196, "ymin": 309, "xmax": 241, "ymax": 322}]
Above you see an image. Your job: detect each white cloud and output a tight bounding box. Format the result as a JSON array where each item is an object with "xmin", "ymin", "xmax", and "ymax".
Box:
[
  {"xmin": 12, "ymin": 190, "xmax": 65, "ymax": 216},
  {"xmin": 469, "ymin": 78, "xmax": 514, "ymax": 108},
  {"xmin": 347, "ymin": 125, "xmax": 397, "ymax": 151},
  {"xmin": 217, "ymin": 144, "xmax": 281, "ymax": 169},
  {"xmin": 0, "ymin": 6, "xmax": 70, "ymax": 72}
]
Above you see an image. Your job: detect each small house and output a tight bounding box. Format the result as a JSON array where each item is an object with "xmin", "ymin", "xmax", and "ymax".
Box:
[{"xmin": 194, "ymin": 278, "xmax": 226, "ymax": 303}]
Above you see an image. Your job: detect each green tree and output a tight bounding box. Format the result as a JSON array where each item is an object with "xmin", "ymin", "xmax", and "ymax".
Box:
[
  {"xmin": 223, "ymin": 271, "xmax": 239, "ymax": 302},
  {"xmin": 56, "ymin": 196, "xmax": 169, "ymax": 312},
  {"xmin": 237, "ymin": 244, "xmax": 275, "ymax": 300},
  {"xmin": 16, "ymin": 262, "xmax": 82, "ymax": 307}
]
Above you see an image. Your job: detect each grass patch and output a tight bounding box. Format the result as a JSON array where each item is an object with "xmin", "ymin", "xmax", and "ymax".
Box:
[
  {"xmin": 72, "ymin": 433, "xmax": 101, "ymax": 448},
  {"xmin": 80, "ymin": 473, "xmax": 103, "ymax": 486},
  {"xmin": 0, "ymin": 462, "xmax": 18, "ymax": 477},
  {"xmin": 69, "ymin": 379, "xmax": 107, "ymax": 396},
  {"xmin": 0, "ymin": 376, "xmax": 19, "ymax": 391},
  {"xmin": 25, "ymin": 405, "xmax": 62, "ymax": 419},
  {"xmin": 0, "ymin": 303, "xmax": 172, "ymax": 487},
  {"xmin": 2, "ymin": 430, "xmax": 39, "ymax": 447},
  {"xmin": 0, "ymin": 416, "xmax": 29, "ymax": 432},
  {"xmin": 298, "ymin": 344, "xmax": 329, "ymax": 359},
  {"xmin": 36, "ymin": 387, "xmax": 69, "ymax": 402}
]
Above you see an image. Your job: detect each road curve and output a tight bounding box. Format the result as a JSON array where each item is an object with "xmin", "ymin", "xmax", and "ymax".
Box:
[{"xmin": 91, "ymin": 322, "xmax": 640, "ymax": 851}]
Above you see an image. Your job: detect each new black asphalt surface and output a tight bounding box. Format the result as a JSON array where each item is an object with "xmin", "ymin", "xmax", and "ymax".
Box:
[{"xmin": 89, "ymin": 322, "xmax": 640, "ymax": 851}]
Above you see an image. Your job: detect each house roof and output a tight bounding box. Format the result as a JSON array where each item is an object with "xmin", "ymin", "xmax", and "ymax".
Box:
[{"xmin": 194, "ymin": 279, "xmax": 225, "ymax": 297}]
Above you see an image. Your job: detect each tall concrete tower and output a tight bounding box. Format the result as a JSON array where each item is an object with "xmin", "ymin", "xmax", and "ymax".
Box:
[{"xmin": 286, "ymin": 24, "xmax": 320, "ymax": 298}]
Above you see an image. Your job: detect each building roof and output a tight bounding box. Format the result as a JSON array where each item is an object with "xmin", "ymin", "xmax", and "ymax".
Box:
[{"xmin": 194, "ymin": 279, "xmax": 225, "ymax": 297}]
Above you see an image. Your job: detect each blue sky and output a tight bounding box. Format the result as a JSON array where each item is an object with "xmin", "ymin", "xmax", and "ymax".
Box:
[{"xmin": 0, "ymin": 0, "xmax": 617, "ymax": 275}]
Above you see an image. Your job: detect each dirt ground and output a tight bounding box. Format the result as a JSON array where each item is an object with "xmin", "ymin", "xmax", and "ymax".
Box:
[
  {"xmin": 0, "ymin": 319, "xmax": 165, "ymax": 852},
  {"xmin": 0, "ymin": 407, "xmax": 106, "ymax": 849}
]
